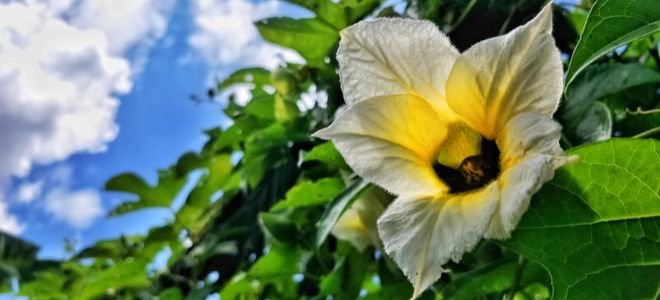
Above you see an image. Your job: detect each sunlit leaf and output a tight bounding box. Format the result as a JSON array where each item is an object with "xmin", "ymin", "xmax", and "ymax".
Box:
[
  {"xmin": 177, "ymin": 155, "xmax": 232, "ymax": 234},
  {"xmin": 248, "ymin": 245, "xmax": 306, "ymax": 279},
  {"xmin": 106, "ymin": 170, "xmax": 187, "ymax": 216},
  {"xmin": 220, "ymin": 273, "xmax": 261, "ymax": 300},
  {"xmin": 256, "ymin": 17, "xmax": 338, "ymax": 67},
  {"xmin": 274, "ymin": 94, "xmax": 299, "ymax": 123},
  {"xmin": 441, "ymin": 258, "xmax": 549, "ymax": 300},
  {"xmin": 566, "ymin": 0, "xmax": 660, "ymax": 86},
  {"xmin": 272, "ymin": 178, "xmax": 344, "ymax": 210},
  {"xmin": 502, "ymin": 139, "xmax": 660, "ymax": 299},
  {"xmin": 285, "ymin": 0, "xmax": 381, "ymax": 30},
  {"xmin": 69, "ymin": 259, "xmax": 150, "ymax": 299},
  {"xmin": 244, "ymin": 94, "xmax": 276, "ymax": 121},
  {"xmin": 302, "ymin": 141, "xmax": 348, "ymax": 170},
  {"xmin": 217, "ymin": 67, "xmax": 271, "ymax": 91}
]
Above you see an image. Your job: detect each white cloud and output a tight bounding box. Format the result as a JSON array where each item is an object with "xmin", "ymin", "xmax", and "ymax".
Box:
[
  {"xmin": 188, "ymin": 0, "xmax": 303, "ymax": 71},
  {"xmin": 0, "ymin": 201, "xmax": 24, "ymax": 235},
  {"xmin": 0, "ymin": 1, "xmax": 174, "ymax": 233},
  {"xmin": 15, "ymin": 181, "xmax": 43, "ymax": 204},
  {"xmin": 68, "ymin": 0, "xmax": 174, "ymax": 55},
  {"xmin": 44, "ymin": 187, "xmax": 103, "ymax": 229},
  {"xmin": 0, "ymin": 2, "xmax": 128, "ymax": 182}
]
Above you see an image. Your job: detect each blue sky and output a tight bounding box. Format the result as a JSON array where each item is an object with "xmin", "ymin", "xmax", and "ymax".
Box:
[{"xmin": 0, "ymin": 0, "xmax": 310, "ymax": 259}]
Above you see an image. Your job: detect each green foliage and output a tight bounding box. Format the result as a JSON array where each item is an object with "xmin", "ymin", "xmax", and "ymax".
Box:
[
  {"xmin": 256, "ymin": 17, "xmax": 338, "ymax": 67},
  {"xmin": 217, "ymin": 67, "xmax": 271, "ymax": 91},
  {"xmin": 303, "ymin": 141, "xmax": 348, "ymax": 170},
  {"xmin": 106, "ymin": 170, "xmax": 186, "ymax": 216},
  {"xmin": 566, "ymin": 0, "xmax": 660, "ymax": 86},
  {"xmin": 561, "ymin": 63, "xmax": 660, "ymax": 143},
  {"xmin": 503, "ymin": 139, "xmax": 660, "ymax": 299},
  {"xmin": 0, "ymin": 232, "xmax": 38, "ymax": 291},
  {"xmin": 271, "ymin": 177, "xmax": 345, "ymax": 210},
  {"xmin": 316, "ymin": 179, "xmax": 370, "ymax": 247},
  {"xmin": 12, "ymin": 1, "xmax": 660, "ymax": 299},
  {"xmin": 441, "ymin": 258, "xmax": 549, "ymax": 300}
]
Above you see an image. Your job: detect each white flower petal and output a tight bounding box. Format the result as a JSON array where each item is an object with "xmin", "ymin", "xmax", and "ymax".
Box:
[
  {"xmin": 496, "ymin": 112, "xmax": 568, "ymax": 170},
  {"xmin": 484, "ymin": 154, "xmax": 555, "ymax": 239},
  {"xmin": 378, "ymin": 184, "xmax": 499, "ymax": 298},
  {"xmin": 445, "ymin": 4, "xmax": 562, "ymax": 139},
  {"xmin": 314, "ymin": 94, "xmax": 449, "ymax": 197},
  {"xmin": 337, "ymin": 18, "xmax": 459, "ymax": 113}
]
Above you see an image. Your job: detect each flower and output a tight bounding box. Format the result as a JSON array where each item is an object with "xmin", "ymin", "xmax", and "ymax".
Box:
[
  {"xmin": 313, "ymin": 4, "xmax": 573, "ymax": 298},
  {"xmin": 331, "ymin": 186, "xmax": 392, "ymax": 251}
]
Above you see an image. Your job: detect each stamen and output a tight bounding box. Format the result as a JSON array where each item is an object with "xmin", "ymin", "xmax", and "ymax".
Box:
[{"xmin": 434, "ymin": 139, "xmax": 500, "ymax": 193}]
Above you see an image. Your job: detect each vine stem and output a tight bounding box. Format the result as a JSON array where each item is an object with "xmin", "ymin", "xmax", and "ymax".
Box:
[
  {"xmin": 633, "ymin": 126, "xmax": 660, "ymax": 139},
  {"xmin": 507, "ymin": 255, "xmax": 527, "ymax": 300},
  {"xmin": 626, "ymin": 107, "xmax": 660, "ymax": 115}
]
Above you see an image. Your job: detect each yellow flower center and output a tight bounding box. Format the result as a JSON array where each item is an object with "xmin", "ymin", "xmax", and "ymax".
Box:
[{"xmin": 433, "ymin": 123, "xmax": 501, "ymax": 193}]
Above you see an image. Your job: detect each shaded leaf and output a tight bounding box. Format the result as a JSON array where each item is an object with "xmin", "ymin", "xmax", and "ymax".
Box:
[
  {"xmin": 316, "ymin": 179, "xmax": 370, "ymax": 247},
  {"xmin": 564, "ymin": 63, "xmax": 660, "ymax": 120},
  {"xmin": 259, "ymin": 212, "xmax": 299, "ymax": 245},
  {"xmin": 320, "ymin": 247, "xmax": 370, "ymax": 300},
  {"xmin": 572, "ymin": 101, "xmax": 612, "ymax": 144},
  {"xmin": 561, "ymin": 63, "xmax": 660, "ymax": 143}
]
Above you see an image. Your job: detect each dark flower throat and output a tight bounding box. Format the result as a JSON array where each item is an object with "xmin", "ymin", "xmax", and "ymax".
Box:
[{"xmin": 433, "ymin": 139, "xmax": 501, "ymax": 193}]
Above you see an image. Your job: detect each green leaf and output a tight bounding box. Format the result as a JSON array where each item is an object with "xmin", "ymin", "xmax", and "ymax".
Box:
[
  {"xmin": 248, "ymin": 245, "xmax": 305, "ymax": 279},
  {"xmin": 158, "ymin": 287, "xmax": 183, "ymax": 300},
  {"xmin": 220, "ymin": 273, "xmax": 261, "ymax": 300},
  {"xmin": 303, "ymin": 141, "xmax": 348, "ymax": 170},
  {"xmin": 442, "ymin": 259, "xmax": 549, "ymax": 300},
  {"xmin": 565, "ymin": 63, "xmax": 660, "ymax": 120},
  {"xmin": 75, "ymin": 239, "xmax": 126, "ymax": 260},
  {"xmin": 17, "ymin": 269, "xmax": 68, "ymax": 299},
  {"xmin": 502, "ymin": 139, "xmax": 660, "ymax": 299},
  {"xmin": 217, "ymin": 67, "xmax": 271, "ymax": 91},
  {"xmin": 106, "ymin": 170, "xmax": 186, "ymax": 216},
  {"xmin": 272, "ymin": 178, "xmax": 344, "ymax": 210},
  {"xmin": 274, "ymin": 94, "xmax": 299, "ymax": 123},
  {"xmin": 244, "ymin": 94, "xmax": 276, "ymax": 121},
  {"xmin": 177, "ymin": 154, "xmax": 232, "ymax": 234},
  {"xmin": 0, "ymin": 231, "xmax": 38, "ymax": 271},
  {"xmin": 69, "ymin": 259, "xmax": 150, "ymax": 299},
  {"xmin": 572, "ymin": 101, "xmax": 613, "ymax": 144},
  {"xmin": 320, "ymin": 247, "xmax": 370, "ymax": 300},
  {"xmin": 243, "ymin": 123, "xmax": 308, "ymax": 187},
  {"xmin": 256, "ymin": 17, "xmax": 338, "ymax": 67},
  {"xmin": 315, "ymin": 179, "xmax": 370, "ymax": 247},
  {"xmin": 566, "ymin": 0, "xmax": 660, "ymax": 86},
  {"xmin": 561, "ymin": 63, "xmax": 660, "ymax": 143},
  {"xmin": 285, "ymin": 0, "xmax": 381, "ymax": 30},
  {"xmin": 259, "ymin": 212, "xmax": 299, "ymax": 245}
]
